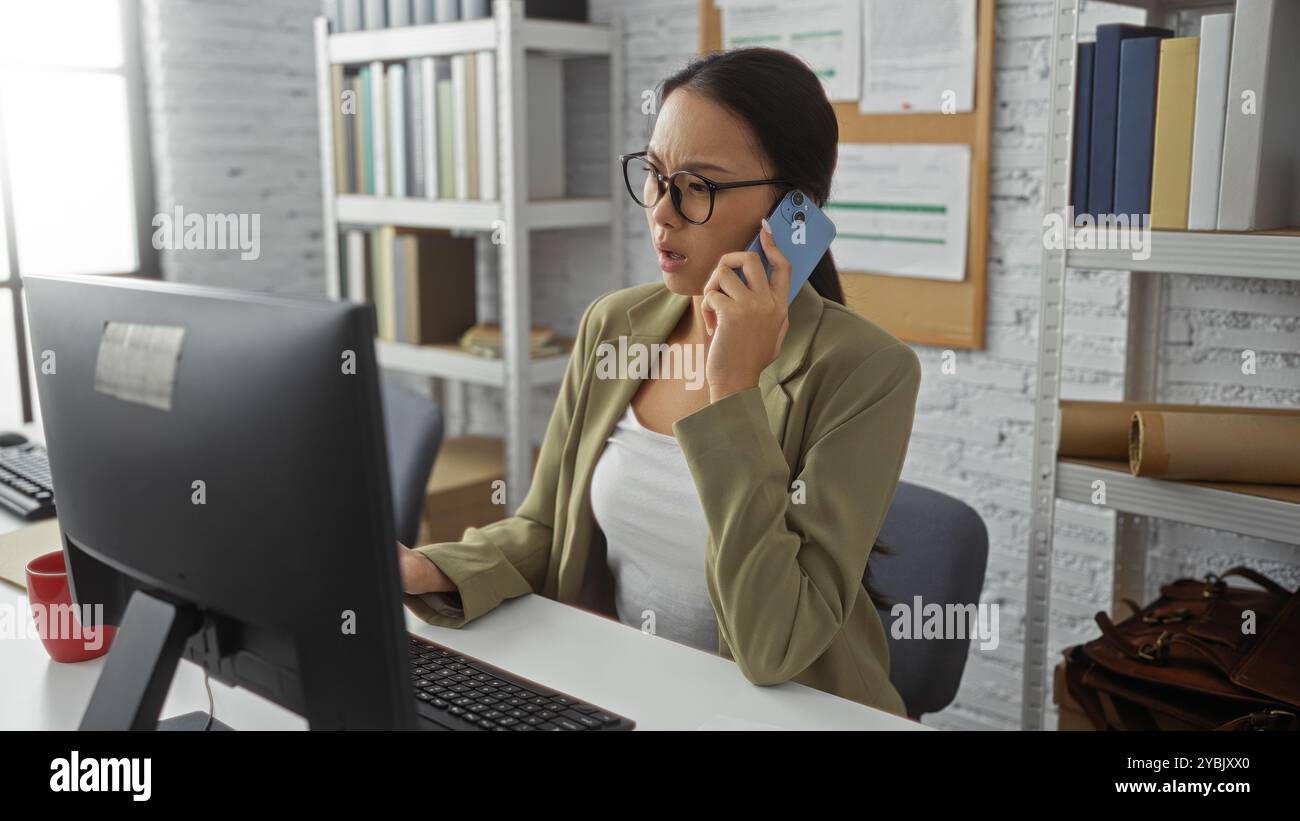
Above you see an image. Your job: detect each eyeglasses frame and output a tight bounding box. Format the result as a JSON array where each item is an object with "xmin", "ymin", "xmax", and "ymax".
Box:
[{"xmin": 619, "ymin": 150, "xmax": 789, "ymax": 225}]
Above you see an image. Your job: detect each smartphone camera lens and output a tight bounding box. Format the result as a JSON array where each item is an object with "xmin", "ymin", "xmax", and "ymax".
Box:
[
  {"xmin": 792, "ymin": 211, "xmax": 806, "ymax": 222},
  {"xmin": 792, "ymin": 191, "xmax": 805, "ymax": 206}
]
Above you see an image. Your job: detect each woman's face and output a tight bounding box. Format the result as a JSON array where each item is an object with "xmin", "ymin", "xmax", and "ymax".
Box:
[{"xmin": 642, "ymin": 88, "xmax": 780, "ymax": 295}]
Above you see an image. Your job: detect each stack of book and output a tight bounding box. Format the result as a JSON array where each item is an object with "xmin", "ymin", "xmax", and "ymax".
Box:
[
  {"xmin": 458, "ymin": 323, "xmax": 564, "ymax": 358},
  {"xmin": 327, "ymin": 1, "xmax": 493, "ymax": 33},
  {"xmin": 330, "ymin": 55, "xmax": 498, "ymax": 201},
  {"xmin": 1071, "ymin": 2, "xmax": 1300, "ymax": 231},
  {"xmin": 342, "ymin": 229, "xmax": 477, "ymax": 345}
]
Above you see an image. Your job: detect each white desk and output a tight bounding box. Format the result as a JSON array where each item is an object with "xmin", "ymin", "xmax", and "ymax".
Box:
[{"xmin": 0, "ymin": 426, "xmax": 924, "ymax": 732}]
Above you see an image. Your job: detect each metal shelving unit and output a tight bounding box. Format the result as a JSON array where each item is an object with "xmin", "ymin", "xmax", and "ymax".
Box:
[
  {"xmin": 1024, "ymin": 0, "xmax": 1300, "ymax": 730},
  {"xmin": 313, "ymin": 1, "xmax": 624, "ymax": 511}
]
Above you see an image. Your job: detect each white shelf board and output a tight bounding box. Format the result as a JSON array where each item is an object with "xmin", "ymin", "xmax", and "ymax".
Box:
[
  {"xmin": 1056, "ymin": 459, "xmax": 1300, "ymax": 546},
  {"xmin": 328, "ymin": 18, "xmax": 611, "ymax": 64},
  {"xmin": 1099, "ymin": 0, "xmax": 1235, "ymax": 9},
  {"xmin": 337, "ymin": 195, "xmax": 501, "ymax": 230},
  {"xmin": 1066, "ymin": 230, "xmax": 1300, "ymax": 280},
  {"xmin": 335, "ymin": 195, "xmax": 614, "ymax": 231},
  {"xmin": 375, "ymin": 339, "xmax": 569, "ymax": 388},
  {"xmin": 330, "ymin": 20, "xmax": 496, "ymax": 62},
  {"xmin": 525, "ymin": 198, "xmax": 614, "ymax": 229},
  {"xmin": 519, "ymin": 19, "xmax": 613, "ymax": 55}
]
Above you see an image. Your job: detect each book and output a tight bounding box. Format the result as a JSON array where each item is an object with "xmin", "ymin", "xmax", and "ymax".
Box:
[
  {"xmin": 407, "ymin": 59, "xmax": 425, "ymax": 197},
  {"xmin": 1149, "ymin": 37, "xmax": 1200, "ymax": 229},
  {"xmin": 433, "ymin": 0, "xmax": 459, "ymax": 22},
  {"xmin": 412, "ymin": 0, "xmax": 435, "ymax": 25},
  {"xmin": 421, "ymin": 57, "xmax": 439, "ymax": 199},
  {"xmin": 374, "ymin": 225, "xmax": 397, "ymax": 339},
  {"xmin": 331, "ymin": 65, "xmax": 347, "ymax": 194},
  {"xmin": 369, "ymin": 62, "xmax": 389, "ymax": 196},
  {"xmin": 462, "ymin": 0, "xmax": 490, "ymax": 19},
  {"xmin": 1071, "ymin": 42, "xmax": 1095, "ymax": 223},
  {"xmin": 412, "ymin": 233, "xmax": 477, "ymax": 345},
  {"xmin": 476, "ymin": 50, "xmax": 497, "ymax": 201},
  {"xmin": 363, "ymin": 0, "xmax": 386, "ymax": 29},
  {"xmin": 386, "ymin": 0, "xmax": 411, "ymax": 26},
  {"xmin": 392, "ymin": 232, "xmax": 409, "ymax": 342},
  {"xmin": 465, "ymin": 54, "xmax": 479, "ymax": 200},
  {"xmin": 1112, "ymin": 36, "xmax": 1164, "ymax": 218},
  {"xmin": 1187, "ymin": 14, "xmax": 1234, "ymax": 230},
  {"xmin": 526, "ymin": 54, "xmax": 566, "ymax": 200},
  {"xmin": 340, "ymin": 0, "xmax": 363, "ymax": 32},
  {"xmin": 436, "ymin": 77, "xmax": 455, "ymax": 198},
  {"xmin": 451, "ymin": 55, "xmax": 479, "ymax": 199},
  {"xmin": 1088, "ymin": 24, "xmax": 1172, "ymax": 216},
  {"xmin": 459, "ymin": 324, "xmax": 563, "ymax": 359},
  {"xmin": 1218, "ymin": 0, "xmax": 1300, "ymax": 231},
  {"xmin": 358, "ymin": 67, "xmax": 373, "ymax": 194},
  {"xmin": 387, "ymin": 62, "xmax": 407, "ymax": 197},
  {"xmin": 345, "ymin": 230, "xmax": 367, "ymax": 303}
]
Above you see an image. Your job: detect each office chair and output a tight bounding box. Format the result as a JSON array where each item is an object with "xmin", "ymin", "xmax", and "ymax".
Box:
[
  {"xmin": 869, "ymin": 481, "xmax": 989, "ymax": 719},
  {"xmin": 380, "ymin": 380, "xmax": 444, "ymax": 547}
]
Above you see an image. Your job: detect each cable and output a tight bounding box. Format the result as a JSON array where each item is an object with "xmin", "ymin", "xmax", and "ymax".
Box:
[{"xmin": 202, "ymin": 670, "xmax": 215, "ymax": 731}]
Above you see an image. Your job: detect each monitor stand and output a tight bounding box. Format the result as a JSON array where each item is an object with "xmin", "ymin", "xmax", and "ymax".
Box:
[
  {"xmin": 158, "ymin": 711, "xmax": 234, "ymax": 731},
  {"xmin": 79, "ymin": 588, "xmax": 223, "ymax": 731}
]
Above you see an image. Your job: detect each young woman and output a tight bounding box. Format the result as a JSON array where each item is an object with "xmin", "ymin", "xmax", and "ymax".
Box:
[{"xmin": 397, "ymin": 47, "xmax": 920, "ymax": 717}]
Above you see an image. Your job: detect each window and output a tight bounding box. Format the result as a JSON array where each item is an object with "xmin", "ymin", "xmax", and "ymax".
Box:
[{"xmin": 0, "ymin": 0, "xmax": 155, "ymax": 429}]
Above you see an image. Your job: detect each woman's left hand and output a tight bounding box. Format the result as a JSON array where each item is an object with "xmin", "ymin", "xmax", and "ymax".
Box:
[{"xmin": 700, "ymin": 218, "xmax": 791, "ymax": 403}]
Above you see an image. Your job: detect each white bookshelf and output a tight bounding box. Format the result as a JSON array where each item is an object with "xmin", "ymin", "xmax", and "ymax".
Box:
[
  {"xmin": 1024, "ymin": 0, "xmax": 1300, "ymax": 730},
  {"xmin": 313, "ymin": 1, "xmax": 624, "ymax": 511}
]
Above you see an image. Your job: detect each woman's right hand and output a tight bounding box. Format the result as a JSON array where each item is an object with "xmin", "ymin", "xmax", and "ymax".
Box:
[{"xmin": 396, "ymin": 542, "xmax": 458, "ymax": 595}]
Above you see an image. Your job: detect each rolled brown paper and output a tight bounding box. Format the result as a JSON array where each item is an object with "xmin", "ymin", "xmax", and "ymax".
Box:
[
  {"xmin": 1059, "ymin": 400, "xmax": 1300, "ymax": 460},
  {"xmin": 1129, "ymin": 411, "xmax": 1300, "ymax": 484}
]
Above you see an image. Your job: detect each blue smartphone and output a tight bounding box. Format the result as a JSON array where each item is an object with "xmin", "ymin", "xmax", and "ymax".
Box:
[{"xmin": 734, "ymin": 188, "xmax": 836, "ymax": 304}]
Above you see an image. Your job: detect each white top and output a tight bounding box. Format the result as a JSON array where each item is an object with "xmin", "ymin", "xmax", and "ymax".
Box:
[{"xmin": 589, "ymin": 404, "xmax": 719, "ymax": 653}]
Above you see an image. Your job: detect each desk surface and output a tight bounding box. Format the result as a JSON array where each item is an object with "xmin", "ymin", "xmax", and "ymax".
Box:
[{"xmin": 0, "ymin": 425, "xmax": 923, "ymax": 732}]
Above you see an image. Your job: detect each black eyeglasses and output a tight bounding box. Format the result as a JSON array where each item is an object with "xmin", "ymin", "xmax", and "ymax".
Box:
[{"xmin": 620, "ymin": 151, "xmax": 787, "ymax": 225}]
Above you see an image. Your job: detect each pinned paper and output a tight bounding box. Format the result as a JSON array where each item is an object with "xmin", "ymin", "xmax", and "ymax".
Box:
[
  {"xmin": 828, "ymin": 143, "xmax": 971, "ymax": 281},
  {"xmin": 93, "ymin": 322, "xmax": 186, "ymax": 412},
  {"xmin": 720, "ymin": 0, "xmax": 862, "ymax": 102}
]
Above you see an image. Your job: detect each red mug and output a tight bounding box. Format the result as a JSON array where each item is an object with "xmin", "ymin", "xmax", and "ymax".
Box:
[{"xmin": 24, "ymin": 550, "xmax": 116, "ymax": 662}]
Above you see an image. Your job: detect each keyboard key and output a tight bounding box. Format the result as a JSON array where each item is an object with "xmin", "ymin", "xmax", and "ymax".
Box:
[
  {"xmin": 570, "ymin": 703, "xmax": 599, "ymax": 715},
  {"xmin": 592, "ymin": 713, "xmax": 620, "ymax": 726},
  {"xmin": 562, "ymin": 711, "xmax": 601, "ymax": 729},
  {"xmin": 535, "ymin": 722, "xmax": 560, "ymax": 731}
]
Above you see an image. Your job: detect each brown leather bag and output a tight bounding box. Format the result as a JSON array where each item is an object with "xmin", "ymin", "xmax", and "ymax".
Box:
[{"xmin": 1063, "ymin": 567, "xmax": 1300, "ymax": 731}]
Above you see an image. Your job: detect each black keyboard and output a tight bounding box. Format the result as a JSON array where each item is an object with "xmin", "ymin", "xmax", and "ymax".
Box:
[
  {"xmin": 407, "ymin": 635, "xmax": 634, "ymax": 731},
  {"xmin": 0, "ymin": 442, "xmax": 56, "ymax": 521}
]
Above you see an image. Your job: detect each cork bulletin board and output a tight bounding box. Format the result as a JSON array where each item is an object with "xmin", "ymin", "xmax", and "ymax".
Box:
[{"xmin": 699, "ymin": 0, "xmax": 994, "ymax": 349}]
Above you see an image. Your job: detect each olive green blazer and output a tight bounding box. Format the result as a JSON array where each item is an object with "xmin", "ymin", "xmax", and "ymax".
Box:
[{"xmin": 405, "ymin": 281, "xmax": 920, "ymax": 717}]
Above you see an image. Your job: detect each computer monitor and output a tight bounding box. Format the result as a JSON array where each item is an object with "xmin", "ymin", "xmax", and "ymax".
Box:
[{"xmin": 22, "ymin": 273, "xmax": 417, "ymax": 730}]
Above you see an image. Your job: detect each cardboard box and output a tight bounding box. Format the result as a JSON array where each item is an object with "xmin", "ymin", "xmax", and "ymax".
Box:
[
  {"xmin": 1055, "ymin": 660, "xmax": 1095, "ymax": 731},
  {"xmin": 416, "ymin": 436, "xmax": 538, "ymax": 546}
]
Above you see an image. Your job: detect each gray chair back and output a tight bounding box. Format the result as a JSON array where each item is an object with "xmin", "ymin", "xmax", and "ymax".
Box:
[
  {"xmin": 380, "ymin": 380, "xmax": 444, "ymax": 547},
  {"xmin": 869, "ymin": 481, "xmax": 989, "ymax": 718}
]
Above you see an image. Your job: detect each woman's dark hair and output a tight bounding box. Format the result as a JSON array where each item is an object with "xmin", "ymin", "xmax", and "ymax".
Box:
[
  {"xmin": 659, "ymin": 48, "xmax": 898, "ymax": 609},
  {"xmin": 658, "ymin": 47, "xmax": 845, "ymax": 307}
]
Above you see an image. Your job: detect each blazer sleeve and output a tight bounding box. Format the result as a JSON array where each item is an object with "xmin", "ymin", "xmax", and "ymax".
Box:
[
  {"xmin": 403, "ymin": 294, "xmax": 606, "ymax": 628},
  {"xmin": 672, "ymin": 342, "xmax": 921, "ymax": 685}
]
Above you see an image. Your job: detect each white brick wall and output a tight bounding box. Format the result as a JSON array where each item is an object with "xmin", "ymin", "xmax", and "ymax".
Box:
[
  {"xmin": 141, "ymin": 0, "xmax": 327, "ymax": 294},
  {"xmin": 139, "ymin": 0, "xmax": 1300, "ymax": 730}
]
